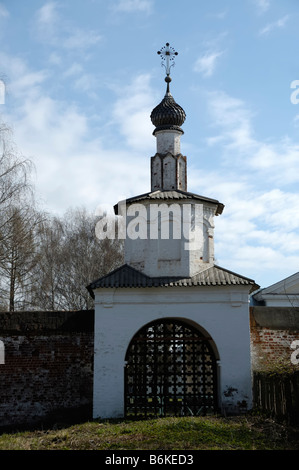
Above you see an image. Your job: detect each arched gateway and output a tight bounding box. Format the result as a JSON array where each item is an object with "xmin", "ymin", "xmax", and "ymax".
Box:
[{"xmin": 124, "ymin": 319, "xmax": 218, "ymax": 418}]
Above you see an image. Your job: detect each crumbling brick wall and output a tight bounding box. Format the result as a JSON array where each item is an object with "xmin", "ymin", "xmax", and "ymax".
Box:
[
  {"xmin": 0, "ymin": 310, "xmax": 94, "ymax": 429},
  {"xmin": 250, "ymin": 307, "xmax": 299, "ymax": 371}
]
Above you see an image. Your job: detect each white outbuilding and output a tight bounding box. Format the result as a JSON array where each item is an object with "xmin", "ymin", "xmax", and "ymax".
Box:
[{"xmin": 88, "ymin": 43, "xmax": 258, "ymax": 419}]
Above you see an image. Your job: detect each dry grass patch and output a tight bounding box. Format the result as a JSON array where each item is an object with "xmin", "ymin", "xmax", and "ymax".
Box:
[{"xmin": 0, "ymin": 415, "xmax": 298, "ymax": 451}]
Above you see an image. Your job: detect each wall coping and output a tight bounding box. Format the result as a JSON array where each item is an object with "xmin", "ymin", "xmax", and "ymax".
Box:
[
  {"xmin": 250, "ymin": 306, "xmax": 299, "ymax": 330},
  {"xmin": 0, "ymin": 310, "xmax": 94, "ymax": 334}
]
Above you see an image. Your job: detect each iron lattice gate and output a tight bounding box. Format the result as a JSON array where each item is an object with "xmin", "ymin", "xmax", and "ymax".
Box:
[{"xmin": 124, "ymin": 319, "xmax": 218, "ymax": 418}]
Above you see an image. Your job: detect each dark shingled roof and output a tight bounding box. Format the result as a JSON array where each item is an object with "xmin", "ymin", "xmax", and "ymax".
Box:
[
  {"xmin": 87, "ymin": 264, "xmax": 259, "ymax": 297},
  {"xmin": 114, "ymin": 190, "xmax": 224, "ymax": 216}
]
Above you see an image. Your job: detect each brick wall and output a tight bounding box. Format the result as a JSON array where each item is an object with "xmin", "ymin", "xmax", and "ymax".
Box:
[
  {"xmin": 0, "ymin": 310, "xmax": 94, "ymax": 430},
  {"xmin": 1, "ymin": 306, "xmax": 298, "ymax": 429},
  {"xmin": 250, "ymin": 307, "xmax": 299, "ymax": 371}
]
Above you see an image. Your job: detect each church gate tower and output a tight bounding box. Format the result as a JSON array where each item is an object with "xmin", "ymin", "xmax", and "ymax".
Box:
[{"xmin": 88, "ymin": 44, "xmax": 258, "ymax": 419}]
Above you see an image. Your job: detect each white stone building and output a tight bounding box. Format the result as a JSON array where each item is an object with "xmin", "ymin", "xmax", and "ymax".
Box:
[
  {"xmin": 252, "ymin": 272, "xmax": 299, "ymax": 308},
  {"xmin": 88, "ymin": 44, "xmax": 258, "ymax": 419}
]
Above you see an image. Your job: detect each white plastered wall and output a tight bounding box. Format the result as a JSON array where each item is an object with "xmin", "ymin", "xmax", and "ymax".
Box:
[
  {"xmin": 93, "ymin": 284, "xmax": 252, "ymax": 419},
  {"xmin": 124, "ymin": 200, "xmax": 217, "ymax": 278}
]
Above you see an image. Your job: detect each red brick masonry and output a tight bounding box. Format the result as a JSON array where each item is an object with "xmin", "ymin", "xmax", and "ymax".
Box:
[
  {"xmin": 250, "ymin": 307, "xmax": 299, "ymax": 370},
  {"xmin": 0, "ymin": 307, "xmax": 298, "ymax": 429},
  {"xmin": 0, "ymin": 311, "xmax": 94, "ymax": 429}
]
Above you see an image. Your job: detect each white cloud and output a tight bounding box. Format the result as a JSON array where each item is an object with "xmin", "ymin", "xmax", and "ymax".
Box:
[
  {"xmin": 259, "ymin": 15, "xmax": 289, "ymax": 36},
  {"xmin": 205, "ymin": 90, "xmax": 299, "ymax": 186},
  {"xmin": 1, "ymin": 53, "xmax": 150, "ymax": 215},
  {"xmin": 48, "ymin": 52, "xmax": 62, "ymax": 66},
  {"xmin": 54, "ymin": 62, "xmax": 97, "ymax": 95},
  {"xmin": 188, "ymin": 89, "xmax": 299, "ymax": 285},
  {"xmin": 113, "ymin": 0, "xmax": 153, "ymax": 14},
  {"xmin": 34, "ymin": 2, "xmax": 102, "ymax": 50},
  {"xmin": 63, "ymin": 63, "xmax": 83, "ymax": 78},
  {"xmin": 63, "ymin": 29, "xmax": 102, "ymax": 50},
  {"xmin": 35, "ymin": 1, "xmax": 59, "ymax": 40},
  {"xmin": 206, "ymin": 10, "xmax": 228, "ymax": 20},
  {"xmin": 0, "ymin": 3, "xmax": 9, "ymax": 18},
  {"xmin": 249, "ymin": 141, "xmax": 299, "ymax": 177},
  {"xmin": 73, "ymin": 74, "xmax": 98, "ymax": 95},
  {"xmin": 206, "ymin": 91, "xmax": 255, "ymax": 150},
  {"xmin": 194, "ymin": 51, "xmax": 224, "ymax": 77},
  {"xmin": 212, "ymin": 184, "xmax": 299, "ymax": 284},
  {"xmin": 36, "ymin": 1, "xmax": 58, "ymax": 25},
  {"xmin": 12, "ymin": 103, "xmax": 149, "ymax": 213},
  {"xmin": 254, "ymin": 0, "xmax": 271, "ymax": 14},
  {"xmin": 112, "ymin": 74, "xmax": 156, "ymax": 152},
  {"xmin": 0, "ymin": 52, "xmax": 49, "ymax": 100}
]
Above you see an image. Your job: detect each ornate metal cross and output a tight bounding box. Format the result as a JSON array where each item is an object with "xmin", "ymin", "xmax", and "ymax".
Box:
[{"xmin": 157, "ymin": 43, "xmax": 178, "ymax": 77}]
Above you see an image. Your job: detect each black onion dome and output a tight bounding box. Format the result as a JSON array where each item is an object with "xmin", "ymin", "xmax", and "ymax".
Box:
[{"xmin": 150, "ymin": 90, "xmax": 186, "ymax": 135}]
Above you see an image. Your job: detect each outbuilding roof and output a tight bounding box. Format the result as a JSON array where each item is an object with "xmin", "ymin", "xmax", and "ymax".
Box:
[
  {"xmin": 114, "ymin": 189, "xmax": 225, "ymax": 216},
  {"xmin": 87, "ymin": 263, "xmax": 258, "ymax": 297}
]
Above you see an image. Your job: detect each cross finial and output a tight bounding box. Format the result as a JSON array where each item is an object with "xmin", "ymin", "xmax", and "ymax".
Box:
[{"xmin": 157, "ymin": 43, "xmax": 178, "ymax": 92}]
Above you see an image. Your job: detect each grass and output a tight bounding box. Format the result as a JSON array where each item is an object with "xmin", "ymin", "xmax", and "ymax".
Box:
[{"xmin": 0, "ymin": 415, "xmax": 298, "ymax": 450}]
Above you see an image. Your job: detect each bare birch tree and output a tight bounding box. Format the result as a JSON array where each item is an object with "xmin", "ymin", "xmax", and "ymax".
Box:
[
  {"xmin": 0, "ymin": 205, "xmax": 44, "ymax": 311},
  {"xmin": 0, "ymin": 121, "xmax": 123, "ymax": 311},
  {"xmin": 0, "ymin": 122, "xmax": 33, "ymax": 265},
  {"xmin": 30, "ymin": 208, "xmax": 123, "ymax": 311}
]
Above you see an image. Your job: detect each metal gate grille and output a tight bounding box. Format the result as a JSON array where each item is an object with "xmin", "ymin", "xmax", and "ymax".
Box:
[{"xmin": 125, "ymin": 319, "xmax": 218, "ymax": 418}]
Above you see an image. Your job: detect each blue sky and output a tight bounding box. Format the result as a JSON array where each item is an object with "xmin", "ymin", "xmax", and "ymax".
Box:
[{"xmin": 1, "ymin": 0, "xmax": 299, "ymax": 289}]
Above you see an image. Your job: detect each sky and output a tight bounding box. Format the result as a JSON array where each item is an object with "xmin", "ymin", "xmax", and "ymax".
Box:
[{"xmin": 1, "ymin": 0, "xmax": 299, "ymax": 290}]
